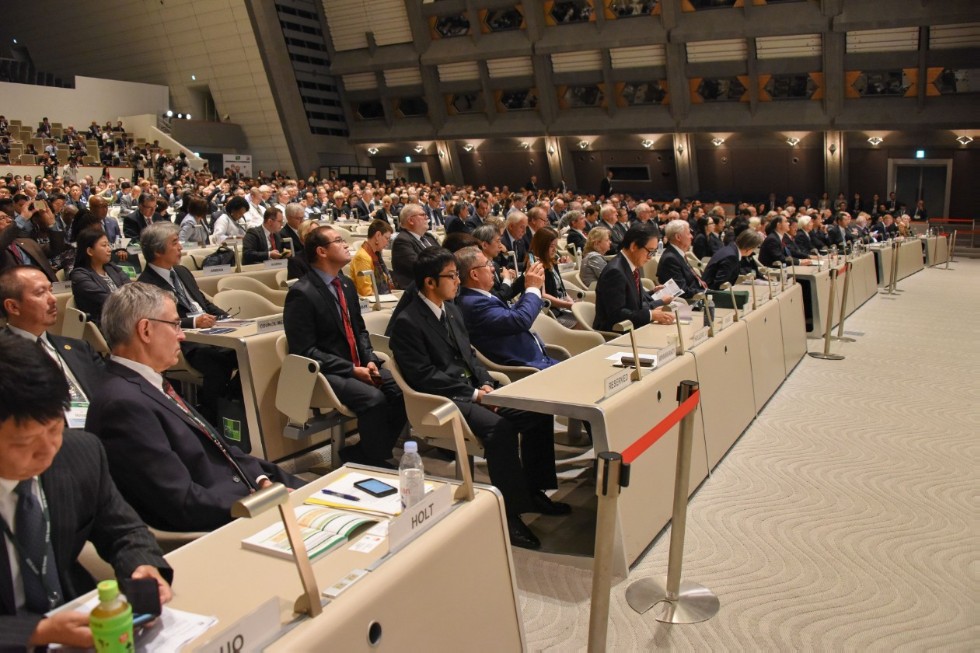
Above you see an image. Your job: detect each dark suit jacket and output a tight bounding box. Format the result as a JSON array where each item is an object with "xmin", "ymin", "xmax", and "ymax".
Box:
[
  {"xmin": 86, "ymin": 361, "xmax": 303, "ymax": 532},
  {"xmin": 491, "ymin": 261, "xmax": 525, "ymax": 303},
  {"xmin": 457, "ymin": 288, "xmax": 556, "ymax": 370},
  {"xmin": 656, "ymin": 245, "xmax": 704, "ymax": 298},
  {"xmin": 283, "ymin": 270, "xmax": 380, "ymax": 377},
  {"xmin": 280, "ymin": 224, "xmax": 301, "ymax": 253},
  {"xmin": 795, "ymin": 230, "xmax": 816, "ymax": 254},
  {"xmin": 759, "ymin": 231, "xmax": 794, "ymax": 267},
  {"xmin": 69, "ymin": 264, "xmax": 131, "ymax": 325},
  {"xmin": 827, "ymin": 224, "xmax": 852, "ymax": 248},
  {"xmin": 390, "ymin": 231, "xmax": 437, "ymax": 290},
  {"xmin": 0, "ymin": 234, "xmax": 58, "ymax": 281},
  {"xmin": 242, "ymin": 226, "xmax": 284, "ymax": 264},
  {"xmin": 287, "ymin": 249, "xmax": 311, "ymax": 280},
  {"xmin": 0, "ymin": 430, "xmax": 171, "ymax": 645},
  {"xmin": 500, "ymin": 230, "xmax": 528, "ymax": 270},
  {"xmin": 102, "ymin": 216, "xmax": 121, "ymax": 243},
  {"xmin": 390, "ymin": 295, "xmax": 495, "ymax": 403},
  {"xmin": 566, "ymin": 229, "xmax": 587, "ymax": 253},
  {"xmin": 702, "ymin": 242, "xmax": 743, "ymax": 290},
  {"xmin": 138, "ymin": 265, "xmax": 227, "ymax": 329},
  {"xmin": 600, "ymin": 177, "xmax": 613, "ymax": 198},
  {"xmin": 594, "ymin": 253, "xmax": 657, "ymax": 331},
  {"xmin": 47, "ymin": 332, "xmax": 106, "ymax": 399},
  {"xmin": 122, "ymin": 210, "xmax": 150, "ymax": 239}
]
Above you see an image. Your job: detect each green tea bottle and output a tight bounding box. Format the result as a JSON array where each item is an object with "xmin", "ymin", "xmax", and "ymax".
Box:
[{"xmin": 89, "ymin": 580, "xmax": 135, "ymax": 653}]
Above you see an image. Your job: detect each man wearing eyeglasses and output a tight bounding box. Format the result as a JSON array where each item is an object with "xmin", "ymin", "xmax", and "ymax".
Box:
[
  {"xmin": 284, "ymin": 226, "xmax": 406, "ymax": 468},
  {"xmin": 86, "ymin": 283, "xmax": 304, "ymax": 532},
  {"xmin": 242, "ymin": 206, "xmax": 290, "ymax": 264},
  {"xmin": 390, "ymin": 203, "xmax": 439, "ymax": 289},
  {"xmin": 594, "ymin": 226, "xmax": 674, "ymax": 332},
  {"xmin": 390, "ymin": 248, "xmax": 569, "ymax": 550}
]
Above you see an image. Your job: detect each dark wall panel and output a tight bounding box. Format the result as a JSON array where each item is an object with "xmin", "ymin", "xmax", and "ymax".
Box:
[
  {"xmin": 569, "ymin": 150, "xmax": 677, "ymax": 199},
  {"xmin": 698, "ymin": 147, "xmax": 823, "ymax": 203},
  {"xmin": 457, "ymin": 151, "xmax": 551, "ymax": 191}
]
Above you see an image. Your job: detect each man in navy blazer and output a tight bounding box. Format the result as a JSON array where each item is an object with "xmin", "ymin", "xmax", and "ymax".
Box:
[
  {"xmin": 391, "ymin": 204, "xmax": 440, "ymax": 289},
  {"xmin": 86, "ymin": 283, "xmax": 303, "ymax": 532},
  {"xmin": 594, "ymin": 227, "xmax": 674, "ymax": 332},
  {"xmin": 455, "ymin": 247, "xmax": 557, "ymax": 370},
  {"xmin": 0, "ymin": 336, "xmax": 173, "ymax": 650},
  {"xmin": 656, "ymin": 219, "xmax": 708, "ymax": 299},
  {"xmin": 283, "ymin": 225, "xmax": 406, "ymax": 468},
  {"xmin": 702, "ymin": 229, "xmax": 765, "ymax": 290},
  {"xmin": 759, "ymin": 214, "xmax": 812, "ymax": 268},
  {"xmin": 88, "ymin": 195, "xmax": 120, "ymax": 243}
]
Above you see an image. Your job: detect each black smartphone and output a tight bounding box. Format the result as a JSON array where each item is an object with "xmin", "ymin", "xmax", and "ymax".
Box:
[
  {"xmin": 119, "ymin": 577, "xmax": 161, "ymax": 624},
  {"xmin": 353, "ymin": 478, "xmax": 398, "ymax": 498}
]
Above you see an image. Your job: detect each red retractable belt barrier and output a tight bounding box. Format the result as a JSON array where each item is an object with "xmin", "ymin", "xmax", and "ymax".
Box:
[{"xmin": 621, "ymin": 390, "xmax": 700, "ymax": 465}]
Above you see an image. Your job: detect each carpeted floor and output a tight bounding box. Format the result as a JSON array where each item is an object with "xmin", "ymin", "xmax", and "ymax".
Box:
[{"xmin": 515, "ymin": 258, "xmax": 980, "ymax": 651}]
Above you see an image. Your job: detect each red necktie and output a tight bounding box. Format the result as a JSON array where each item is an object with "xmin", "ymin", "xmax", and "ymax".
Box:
[
  {"xmin": 268, "ymin": 232, "xmax": 275, "ymax": 250},
  {"xmin": 331, "ymin": 277, "xmax": 361, "ymax": 367},
  {"xmin": 633, "ymin": 268, "xmax": 641, "ymax": 294}
]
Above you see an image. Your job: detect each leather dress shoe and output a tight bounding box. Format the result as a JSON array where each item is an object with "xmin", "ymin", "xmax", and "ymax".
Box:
[
  {"xmin": 507, "ymin": 517, "xmax": 541, "ymax": 550},
  {"xmin": 528, "ymin": 490, "xmax": 572, "ymax": 516}
]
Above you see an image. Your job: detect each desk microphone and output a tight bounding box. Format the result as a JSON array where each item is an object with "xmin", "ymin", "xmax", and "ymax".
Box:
[{"xmin": 613, "ymin": 320, "xmax": 643, "ymax": 381}]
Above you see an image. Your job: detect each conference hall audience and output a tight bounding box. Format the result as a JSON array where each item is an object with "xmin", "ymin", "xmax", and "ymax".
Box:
[
  {"xmin": 390, "ymin": 247, "xmax": 569, "ymax": 550},
  {"xmin": 0, "ymin": 334, "xmax": 173, "ymax": 651},
  {"xmin": 69, "ymin": 227, "xmax": 132, "ymax": 325},
  {"xmin": 86, "ymin": 283, "xmax": 304, "ymax": 532}
]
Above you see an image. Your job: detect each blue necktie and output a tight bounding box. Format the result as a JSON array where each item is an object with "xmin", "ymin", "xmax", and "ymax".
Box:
[{"xmin": 15, "ymin": 479, "xmax": 63, "ymax": 612}]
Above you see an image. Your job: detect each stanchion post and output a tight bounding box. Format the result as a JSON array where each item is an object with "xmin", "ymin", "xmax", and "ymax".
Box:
[
  {"xmin": 833, "ymin": 262, "xmax": 856, "ymax": 342},
  {"xmin": 932, "ymin": 231, "xmax": 940, "ymax": 267},
  {"xmin": 625, "ymin": 381, "xmax": 718, "ymax": 623},
  {"xmin": 945, "ymin": 231, "xmax": 957, "ymax": 270},
  {"xmin": 887, "ymin": 241, "xmax": 899, "ymax": 294},
  {"xmin": 587, "ymin": 452, "xmax": 624, "ymax": 653},
  {"xmin": 808, "ymin": 267, "xmax": 844, "ymax": 360}
]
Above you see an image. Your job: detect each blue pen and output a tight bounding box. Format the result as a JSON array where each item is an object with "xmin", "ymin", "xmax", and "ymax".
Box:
[{"xmin": 321, "ymin": 488, "xmax": 360, "ymax": 502}]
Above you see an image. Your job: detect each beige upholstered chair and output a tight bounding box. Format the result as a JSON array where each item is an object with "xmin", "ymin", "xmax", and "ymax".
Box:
[
  {"xmin": 211, "ymin": 289, "xmax": 281, "ymax": 319},
  {"xmin": 217, "ymin": 275, "xmax": 288, "ymax": 306}
]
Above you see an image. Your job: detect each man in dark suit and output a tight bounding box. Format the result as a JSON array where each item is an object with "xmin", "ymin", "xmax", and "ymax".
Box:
[
  {"xmin": 456, "ymin": 247, "xmax": 556, "ymax": 370},
  {"xmin": 499, "ymin": 212, "xmax": 529, "ymax": 271},
  {"xmin": 284, "ymin": 226, "xmax": 406, "ymax": 468},
  {"xmin": 391, "ymin": 203, "xmax": 439, "ymax": 289},
  {"xmin": 122, "ymin": 192, "xmax": 157, "ymax": 239},
  {"xmin": 565, "ymin": 211, "xmax": 588, "ymax": 254},
  {"xmin": 759, "ymin": 215, "xmax": 812, "ymax": 268},
  {"xmin": 87, "ymin": 195, "xmax": 120, "ymax": 243},
  {"xmin": 702, "ymin": 229, "xmax": 765, "ymax": 290},
  {"xmin": 472, "ymin": 225, "xmax": 525, "ymax": 303},
  {"xmin": 599, "ymin": 170, "xmax": 613, "ymax": 199},
  {"xmin": 423, "ymin": 194, "xmax": 445, "ymax": 228},
  {"xmin": 444, "ymin": 202, "xmax": 475, "ymax": 235},
  {"xmin": 0, "ymin": 335, "xmax": 172, "ymax": 650},
  {"xmin": 280, "ymin": 203, "xmax": 304, "ymax": 253},
  {"xmin": 390, "ymin": 248, "xmax": 569, "ymax": 550},
  {"xmin": 657, "ymin": 219, "xmax": 708, "ymax": 299},
  {"xmin": 242, "ymin": 206, "xmax": 288, "ymax": 264},
  {"xmin": 0, "ymin": 266, "xmax": 106, "ymax": 424},
  {"xmin": 827, "ymin": 212, "xmax": 854, "ymax": 250},
  {"xmin": 594, "ymin": 227, "xmax": 674, "ymax": 332},
  {"xmin": 795, "ymin": 214, "xmax": 819, "ymax": 253},
  {"xmin": 137, "ymin": 222, "xmax": 235, "ymax": 424},
  {"xmin": 86, "ymin": 283, "xmax": 304, "ymax": 532},
  {"xmin": 871, "ymin": 213, "xmax": 899, "ymax": 240},
  {"xmin": 0, "ymin": 232, "xmax": 58, "ymax": 281}
]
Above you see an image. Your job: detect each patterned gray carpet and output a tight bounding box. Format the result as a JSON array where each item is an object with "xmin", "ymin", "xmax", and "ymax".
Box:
[{"xmin": 515, "ymin": 259, "xmax": 980, "ymax": 651}]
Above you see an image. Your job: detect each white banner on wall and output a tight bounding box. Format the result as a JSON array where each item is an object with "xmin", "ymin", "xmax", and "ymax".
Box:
[{"xmin": 222, "ymin": 154, "xmax": 253, "ymax": 177}]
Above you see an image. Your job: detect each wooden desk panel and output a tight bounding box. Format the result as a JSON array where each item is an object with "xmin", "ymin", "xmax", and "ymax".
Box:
[
  {"xmin": 775, "ymin": 283, "xmax": 807, "ymax": 375},
  {"xmin": 742, "ymin": 298, "xmax": 786, "ymax": 412}
]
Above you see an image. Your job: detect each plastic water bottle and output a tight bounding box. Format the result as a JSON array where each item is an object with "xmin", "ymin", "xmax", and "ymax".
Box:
[
  {"xmin": 657, "ymin": 240, "xmax": 664, "ymax": 256},
  {"xmin": 399, "ymin": 441, "xmax": 425, "ymax": 509},
  {"xmin": 704, "ymin": 295, "xmax": 715, "ymax": 329},
  {"xmin": 89, "ymin": 580, "xmax": 134, "ymax": 653}
]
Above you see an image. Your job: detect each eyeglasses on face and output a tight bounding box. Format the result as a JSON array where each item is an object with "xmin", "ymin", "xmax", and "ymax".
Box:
[
  {"xmin": 437, "ymin": 272, "xmax": 460, "ymax": 280},
  {"xmin": 145, "ymin": 317, "xmax": 183, "ymax": 332}
]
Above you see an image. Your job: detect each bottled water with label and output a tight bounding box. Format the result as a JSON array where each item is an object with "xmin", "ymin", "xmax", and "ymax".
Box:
[{"xmin": 399, "ymin": 440, "xmax": 425, "ymax": 509}]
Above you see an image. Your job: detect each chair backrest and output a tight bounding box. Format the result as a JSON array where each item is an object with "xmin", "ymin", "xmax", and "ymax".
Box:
[
  {"xmin": 217, "ymin": 275, "xmax": 288, "ymax": 305},
  {"xmin": 275, "ymin": 269, "xmax": 289, "ymax": 289},
  {"xmin": 532, "ymin": 312, "xmax": 604, "ymax": 357},
  {"xmin": 570, "ymin": 301, "xmax": 596, "ymax": 331},
  {"xmin": 642, "ymin": 256, "xmax": 660, "ymax": 283},
  {"xmin": 211, "ymin": 289, "xmax": 281, "ymax": 319},
  {"xmin": 61, "ymin": 306, "xmax": 87, "ymax": 340}
]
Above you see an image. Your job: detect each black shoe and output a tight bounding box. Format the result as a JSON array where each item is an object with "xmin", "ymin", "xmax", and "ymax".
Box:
[
  {"xmin": 507, "ymin": 517, "xmax": 541, "ymax": 550},
  {"xmin": 528, "ymin": 490, "xmax": 572, "ymax": 516}
]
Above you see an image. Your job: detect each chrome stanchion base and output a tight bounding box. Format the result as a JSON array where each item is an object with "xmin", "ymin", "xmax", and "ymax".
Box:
[
  {"xmin": 808, "ymin": 352, "xmax": 845, "ymax": 360},
  {"xmin": 626, "ymin": 578, "xmax": 720, "ymax": 624},
  {"xmin": 830, "ymin": 336, "xmax": 856, "ymax": 343}
]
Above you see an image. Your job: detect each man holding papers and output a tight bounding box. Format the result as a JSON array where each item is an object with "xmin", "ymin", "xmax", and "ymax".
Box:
[{"xmin": 594, "ymin": 226, "xmax": 674, "ymax": 332}]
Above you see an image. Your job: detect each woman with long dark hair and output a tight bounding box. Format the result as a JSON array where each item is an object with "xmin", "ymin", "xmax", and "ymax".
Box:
[{"xmin": 528, "ymin": 227, "xmax": 577, "ymax": 327}]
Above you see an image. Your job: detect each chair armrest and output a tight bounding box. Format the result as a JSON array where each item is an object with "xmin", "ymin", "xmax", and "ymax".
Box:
[
  {"xmin": 544, "ymin": 343, "xmax": 572, "ymax": 360},
  {"xmin": 275, "ymin": 354, "xmax": 353, "ymax": 426}
]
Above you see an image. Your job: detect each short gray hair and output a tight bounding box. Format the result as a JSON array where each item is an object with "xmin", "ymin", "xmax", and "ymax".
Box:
[
  {"xmin": 600, "ymin": 204, "xmax": 617, "ymax": 222},
  {"xmin": 284, "ymin": 202, "xmax": 305, "ymax": 220},
  {"xmin": 505, "ymin": 211, "xmax": 527, "ymax": 228},
  {"xmin": 102, "ymin": 282, "xmax": 173, "ymax": 350},
  {"xmin": 140, "ymin": 221, "xmax": 179, "ymax": 264},
  {"xmin": 735, "ymin": 229, "xmax": 764, "ymax": 251},
  {"xmin": 472, "ymin": 224, "xmax": 498, "ymax": 245},
  {"xmin": 797, "ymin": 215, "xmax": 812, "ymax": 229},
  {"xmin": 454, "ymin": 246, "xmax": 483, "ymax": 283},
  {"xmin": 399, "ymin": 203, "xmax": 422, "ymax": 227},
  {"xmin": 664, "ymin": 219, "xmax": 690, "ymax": 241}
]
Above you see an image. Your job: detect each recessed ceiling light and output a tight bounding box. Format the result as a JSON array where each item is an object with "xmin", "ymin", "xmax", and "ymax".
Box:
[
  {"xmin": 414, "ymin": 145, "xmax": 424, "ymax": 153},
  {"xmin": 367, "ymin": 147, "xmax": 379, "ymax": 155},
  {"xmin": 786, "ymin": 137, "xmax": 800, "ymax": 147},
  {"xmin": 711, "ymin": 137, "xmax": 725, "ymax": 147},
  {"xmin": 867, "ymin": 136, "xmax": 883, "ymax": 146},
  {"xmin": 955, "ymin": 135, "xmax": 973, "ymax": 145},
  {"xmin": 521, "ymin": 142, "xmax": 530, "ymax": 150},
  {"xmin": 578, "ymin": 140, "xmax": 589, "ymax": 149},
  {"xmin": 640, "ymin": 139, "xmax": 653, "ymax": 148},
  {"xmin": 462, "ymin": 144, "xmax": 474, "ymax": 152}
]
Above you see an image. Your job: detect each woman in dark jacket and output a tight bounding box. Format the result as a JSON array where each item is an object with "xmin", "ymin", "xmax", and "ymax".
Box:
[{"xmin": 70, "ymin": 227, "xmax": 131, "ymax": 325}]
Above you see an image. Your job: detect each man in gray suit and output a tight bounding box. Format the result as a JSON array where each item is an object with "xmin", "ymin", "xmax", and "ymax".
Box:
[{"xmin": 0, "ymin": 335, "xmax": 172, "ymax": 650}]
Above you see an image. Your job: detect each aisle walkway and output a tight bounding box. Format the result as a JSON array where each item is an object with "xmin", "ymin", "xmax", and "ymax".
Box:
[{"xmin": 515, "ymin": 259, "xmax": 980, "ymax": 651}]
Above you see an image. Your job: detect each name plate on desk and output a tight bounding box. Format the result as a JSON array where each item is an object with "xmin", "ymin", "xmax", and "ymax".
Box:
[
  {"xmin": 52, "ymin": 280, "xmax": 72, "ymax": 294},
  {"xmin": 202, "ymin": 264, "xmax": 232, "ymax": 276},
  {"xmin": 689, "ymin": 327, "xmax": 709, "ymax": 348},
  {"xmin": 256, "ymin": 316, "xmax": 284, "ymax": 334},
  {"xmin": 388, "ymin": 483, "xmax": 453, "ymax": 551},
  {"xmin": 603, "ymin": 368, "xmax": 633, "ymax": 400},
  {"xmin": 263, "ymin": 259, "xmax": 288, "ymax": 269},
  {"xmin": 657, "ymin": 345, "xmax": 676, "ymax": 366},
  {"xmin": 198, "ymin": 597, "xmax": 280, "ymax": 653}
]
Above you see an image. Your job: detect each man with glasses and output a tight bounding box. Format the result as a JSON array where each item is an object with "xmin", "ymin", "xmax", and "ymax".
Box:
[
  {"xmin": 242, "ymin": 206, "xmax": 290, "ymax": 263},
  {"xmin": 284, "ymin": 226, "xmax": 406, "ymax": 468},
  {"xmin": 137, "ymin": 223, "xmax": 235, "ymax": 425},
  {"xmin": 390, "ymin": 248, "xmax": 569, "ymax": 550},
  {"xmin": 86, "ymin": 283, "xmax": 303, "ymax": 532},
  {"xmin": 594, "ymin": 226, "xmax": 674, "ymax": 332},
  {"xmin": 391, "ymin": 203, "xmax": 439, "ymax": 289},
  {"xmin": 122, "ymin": 192, "xmax": 158, "ymax": 239}
]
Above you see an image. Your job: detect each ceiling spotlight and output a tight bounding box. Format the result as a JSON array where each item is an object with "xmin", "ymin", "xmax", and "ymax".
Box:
[
  {"xmin": 414, "ymin": 145, "xmax": 424, "ymax": 153},
  {"xmin": 711, "ymin": 137, "xmax": 725, "ymax": 147},
  {"xmin": 640, "ymin": 139, "xmax": 653, "ymax": 149},
  {"xmin": 548, "ymin": 146, "xmax": 555, "ymax": 154},
  {"xmin": 578, "ymin": 140, "xmax": 589, "ymax": 149},
  {"xmin": 786, "ymin": 137, "xmax": 800, "ymax": 147},
  {"xmin": 867, "ymin": 136, "xmax": 883, "ymax": 146},
  {"xmin": 185, "ymin": 114, "xmax": 192, "ymax": 120},
  {"xmin": 176, "ymin": 113, "xmax": 184, "ymax": 119},
  {"xmin": 367, "ymin": 147, "xmax": 379, "ymax": 155},
  {"xmin": 165, "ymin": 110, "xmax": 173, "ymax": 118},
  {"xmin": 191, "ymin": 74, "xmax": 197, "ymax": 81},
  {"xmin": 677, "ymin": 144, "xmax": 685, "ymax": 156},
  {"xmin": 462, "ymin": 144, "xmax": 474, "ymax": 152},
  {"xmin": 521, "ymin": 142, "xmax": 530, "ymax": 150},
  {"xmin": 956, "ymin": 135, "xmax": 973, "ymax": 145}
]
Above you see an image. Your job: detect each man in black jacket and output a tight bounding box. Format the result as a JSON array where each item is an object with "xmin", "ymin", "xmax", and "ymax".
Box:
[
  {"xmin": 283, "ymin": 226, "xmax": 406, "ymax": 468},
  {"xmin": 242, "ymin": 206, "xmax": 288, "ymax": 264},
  {"xmin": 593, "ymin": 227, "xmax": 674, "ymax": 331}
]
